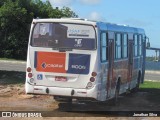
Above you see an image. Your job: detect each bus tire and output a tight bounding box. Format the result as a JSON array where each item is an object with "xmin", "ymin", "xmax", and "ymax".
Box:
[
  {"xmin": 54, "ymin": 96, "xmax": 70, "ymax": 102},
  {"xmin": 114, "ymin": 79, "xmax": 121, "ymax": 105},
  {"xmin": 66, "ymin": 98, "xmax": 73, "ymax": 111},
  {"xmin": 58, "ymin": 98, "xmax": 73, "ymax": 111},
  {"xmin": 135, "ymin": 71, "xmax": 141, "ymax": 91}
]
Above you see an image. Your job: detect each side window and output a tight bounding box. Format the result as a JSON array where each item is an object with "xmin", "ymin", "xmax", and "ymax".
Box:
[
  {"xmin": 115, "ymin": 33, "xmax": 122, "ymax": 59},
  {"xmin": 101, "ymin": 32, "xmax": 108, "ymax": 62},
  {"xmin": 139, "ymin": 35, "xmax": 142, "ymax": 56},
  {"xmin": 134, "ymin": 35, "xmax": 138, "ymax": 56},
  {"xmin": 123, "ymin": 34, "xmax": 128, "ymax": 58}
]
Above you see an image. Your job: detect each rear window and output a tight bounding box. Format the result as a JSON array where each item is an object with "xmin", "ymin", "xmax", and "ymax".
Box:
[{"xmin": 31, "ymin": 23, "xmax": 96, "ymax": 50}]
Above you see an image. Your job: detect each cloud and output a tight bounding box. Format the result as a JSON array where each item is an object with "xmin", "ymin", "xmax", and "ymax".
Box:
[
  {"xmin": 78, "ymin": 0, "xmax": 101, "ymax": 5},
  {"xmin": 48, "ymin": 0, "xmax": 73, "ymax": 7},
  {"xmin": 48, "ymin": 0, "xmax": 101, "ymax": 7},
  {"xmin": 88, "ymin": 12, "xmax": 106, "ymax": 21},
  {"xmin": 122, "ymin": 18, "xmax": 152, "ymax": 27}
]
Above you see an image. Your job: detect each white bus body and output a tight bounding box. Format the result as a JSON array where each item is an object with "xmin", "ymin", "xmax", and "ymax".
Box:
[{"xmin": 25, "ymin": 18, "xmax": 146, "ymax": 102}]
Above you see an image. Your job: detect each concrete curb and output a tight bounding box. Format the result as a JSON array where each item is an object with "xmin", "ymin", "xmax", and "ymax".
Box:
[
  {"xmin": 0, "ymin": 60, "xmax": 26, "ymax": 64},
  {"xmin": 145, "ymin": 70, "xmax": 160, "ymax": 74},
  {"xmin": 145, "ymin": 79, "xmax": 160, "ymax": 82}
]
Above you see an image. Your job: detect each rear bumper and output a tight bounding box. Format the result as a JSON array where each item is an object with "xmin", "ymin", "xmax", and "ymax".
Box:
[{"xmin": 25, "ymin": 82, "xmax": 98, "ymax": 100}]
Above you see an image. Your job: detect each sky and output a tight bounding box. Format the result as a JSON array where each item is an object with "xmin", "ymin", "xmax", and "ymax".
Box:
[{"xmin": 42, "ymin": 0, "xmax": 160, "ymax": 56}]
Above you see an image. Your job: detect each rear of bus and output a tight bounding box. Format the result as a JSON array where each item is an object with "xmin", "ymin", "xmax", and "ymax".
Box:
[{"xmin": 25, "ymin": 19, "xmax": 99, "ymax": 101}]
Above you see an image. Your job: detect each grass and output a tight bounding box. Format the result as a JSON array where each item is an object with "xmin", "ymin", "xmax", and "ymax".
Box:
[
  {"xmin": 140, "ymin": 81, "xmax": 160, "ymax": 89},
  {"xmin": 0, "ymin": 70, "xmax": 25, "ymax": 85},
  {"xmin": 140, "ymin": 81, "xmax": 160, "ymax": 104}
]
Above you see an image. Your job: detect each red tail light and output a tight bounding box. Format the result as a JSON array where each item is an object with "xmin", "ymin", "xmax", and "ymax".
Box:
[
  {"xmin": 90, "ymin": 77, "xmax": 95, "ymax": 82},
  {"xmin": 27, "ymin": 67, "xmax": 32, "ymax": 72},
  {"xmin": 28, "ymin": 73, "xmax": 33, "ymax": 78},
  {"xmin": 92, "ymin": 72, "xmax": 97, "ymax": 77}
]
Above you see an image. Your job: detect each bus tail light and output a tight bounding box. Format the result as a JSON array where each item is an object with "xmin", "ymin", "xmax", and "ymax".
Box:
[
  {"xmin": 27, "ymin": 67, "xmax": 32, "ymax": 72},
  {"xmin": 90, "ymin": 72, "xmax": 97, "ymax": 82},
  {"xmin": 28, "ymin": 73, "xmax": 33, "ymax": 78},
  {"xmin": 90, "ymin": 77, "xmax": 95, "ymax": 82},
  {"xmin": 92, "ymin": 72, "xmax": 97, "ymax": 77}
]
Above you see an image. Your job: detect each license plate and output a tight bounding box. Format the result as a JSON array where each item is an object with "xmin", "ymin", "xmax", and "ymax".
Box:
[{"xmin": 55, "ymin": 76, "xmax": 67, "ymax": 82}]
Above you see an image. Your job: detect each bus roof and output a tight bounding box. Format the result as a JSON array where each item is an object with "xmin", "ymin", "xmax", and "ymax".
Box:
[
  {"xmin": 32, "ymin": 18, "xmax": 97, "ymax": 26},
  {"xmin": 97, "ymin": 22, "xmax": 145, "ymax": 34},
  {"xmin": 32, "ymin": 18, "xmax": 145, "ymax": 34}
]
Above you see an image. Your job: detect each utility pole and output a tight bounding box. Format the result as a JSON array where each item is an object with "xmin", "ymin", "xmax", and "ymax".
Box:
[
  {"xmin": 159, "ymin": 50, "xmax": 160, "ymax": 61},
  {"xmin": 155, "ymin": 50, "xmax": 158, "ymax": 61}
]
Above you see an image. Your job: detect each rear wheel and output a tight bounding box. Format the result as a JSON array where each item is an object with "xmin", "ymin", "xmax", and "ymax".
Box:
[
  {"xmin": 114, "ymin": 79, "xmax": 120, "ymax": 105},
  {"xmin": 67, "ymin": 98, "xmax": 73, "ymax": 111},
  {"xmin": 115, "ymin": 88, "xmax": 119, "ymax": 103},
  {"xmin": 132, "ymin": 71, "xmax": 141, "ymax": 93},
  {"xmin": 54, "ymin": 96, "xmax": 70, "ymax": 102},
  {"xmin": 57, "ymin": 97, "xmax": 73, "ymax": 111},
  {"xmin": 135, "ymin": 71, "xmax": 141, "ymax": 91}
]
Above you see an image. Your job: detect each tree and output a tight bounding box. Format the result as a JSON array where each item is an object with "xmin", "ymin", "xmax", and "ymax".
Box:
[
  {"xmin": 0, "ymin": 0, "xmax": 78, "ymax": 60},
  {"xmin": 0, "ymin": 1, "xmax": 28, "ymax": 59},
  {"xmin": 61, "ymin": 7, "xmax": 78, "ymax": 18}
]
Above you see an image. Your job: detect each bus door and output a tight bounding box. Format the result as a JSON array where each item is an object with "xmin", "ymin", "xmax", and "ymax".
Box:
[
  {"xmin": 128, "ymin": 39, "xmax": 134, "ymax": 88},
  {"xmin": 107, "ymin": 32, "xmax": 114, "ymax": 98}
]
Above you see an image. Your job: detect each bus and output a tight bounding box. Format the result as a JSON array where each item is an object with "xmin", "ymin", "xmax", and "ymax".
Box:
[{"xmin": 25, "ymin": 18, "xmax": 147, "ymax": 104}]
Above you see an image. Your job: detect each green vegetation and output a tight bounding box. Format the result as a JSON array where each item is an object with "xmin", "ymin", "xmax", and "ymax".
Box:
[
  {"xmin": 140, "ymin": 81, "xmax": 160, "ymax": 104},
  {"xmin": 0, "ymin": 0, "xmax": 78, "ymax": 60},
  {"xmin": 0, "ymin": 70, "xmax": 25, "ymax": 84},
  {"xmin": 140, "ymin": 81, "xmax": 160, "ymax": 89},
  {"xmin": 145, "ymin": 56, "xmax": 159, "ymax": 61},
  {"xmin": 146, "ymin": 56, "xmax": 154, "ymax": 61}
]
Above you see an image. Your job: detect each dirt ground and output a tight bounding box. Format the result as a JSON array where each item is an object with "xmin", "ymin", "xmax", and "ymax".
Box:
[{"xmin": 0, "ymin": 84, "xmax": 160, "ymax": 120}]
